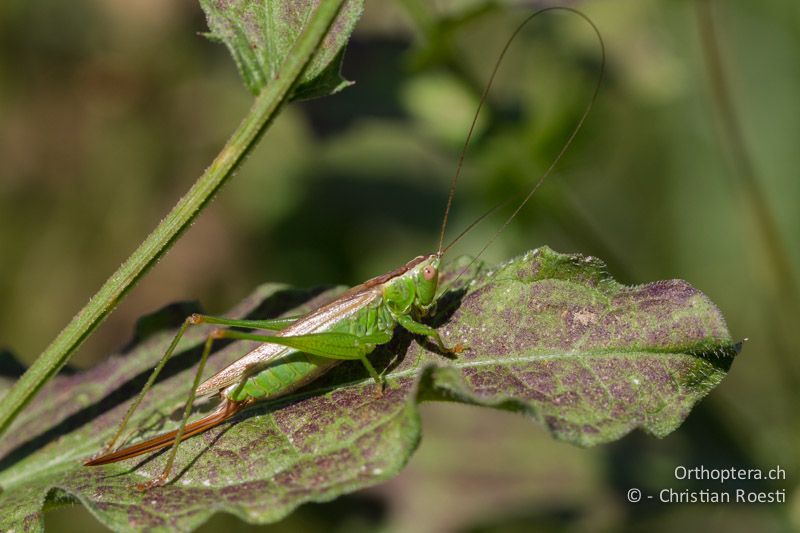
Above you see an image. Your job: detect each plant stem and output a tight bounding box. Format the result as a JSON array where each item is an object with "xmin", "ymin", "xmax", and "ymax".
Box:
[
  {"xmin": 694, "ymin": 0, "xmax": 800, "ymax": 386},
  {"xmin": 0, "ymin": 0, "xmax": 347, "ymax": 439},
  {"xmin": 695, "ymin": 0, "xmax": 799, "ymax": 301}
]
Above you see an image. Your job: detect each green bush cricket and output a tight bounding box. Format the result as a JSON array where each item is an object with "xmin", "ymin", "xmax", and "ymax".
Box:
[{"xmin": 85, "ymin": 7, "xmax": 604, "ymax": 490}]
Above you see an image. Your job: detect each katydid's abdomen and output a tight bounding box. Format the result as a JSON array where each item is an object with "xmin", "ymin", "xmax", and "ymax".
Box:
[{"xmin": 232, "ymin": 352, "xmax": 339, "ymax": 401}]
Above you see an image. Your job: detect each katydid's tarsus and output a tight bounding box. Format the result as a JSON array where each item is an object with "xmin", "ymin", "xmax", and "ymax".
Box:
[{"xmin": 85, "ymin": 7, "xmax": 605, "ymax": 489}]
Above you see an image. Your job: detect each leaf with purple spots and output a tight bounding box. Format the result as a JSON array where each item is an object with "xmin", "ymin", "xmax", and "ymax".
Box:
[{"xmin": 0, "ymin": 247, "xmax": 738, "ymax": 531}]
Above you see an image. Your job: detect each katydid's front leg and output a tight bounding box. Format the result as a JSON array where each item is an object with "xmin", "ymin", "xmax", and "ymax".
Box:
[
  {"xmin": 395, "ymin": 314, "xmax": 465, "ymax": 355},
  {"xmin": 95, "ymin": 313, "xmax": 299, "ymax": 457}
]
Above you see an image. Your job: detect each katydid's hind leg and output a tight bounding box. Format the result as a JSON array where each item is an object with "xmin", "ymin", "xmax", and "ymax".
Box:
[
  {"xmin": 96, "ymin": 313, "xmax": 297, "ymax": 457},
  {"xmin": 136, "ymin": 328, "xmax": 222, "ymax": 490},
  {"xmin": 189, "ymin": 313, "xmax": 301, "ymax": 332},
  {"xmin": 396, "ymin": 314, "xmax": 466, "ymax": 357},
  {"xmin": 95, "ymin": 316, "xmax": 195, "ymax": 457}
]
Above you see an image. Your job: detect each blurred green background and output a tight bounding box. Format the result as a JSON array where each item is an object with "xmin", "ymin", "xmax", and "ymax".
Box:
[{"xmin": 1, "ymin": 0, "xmax": 798, "ymax": 530}]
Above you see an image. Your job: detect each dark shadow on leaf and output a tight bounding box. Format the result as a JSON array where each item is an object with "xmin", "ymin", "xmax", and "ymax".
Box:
[
  {"xmin": 429, "ymin": 286, "xmax": 468, "ymax": 328},
  {"xmin": 378, "ymin": 331, "xmax": 414, "ymax": 376}
]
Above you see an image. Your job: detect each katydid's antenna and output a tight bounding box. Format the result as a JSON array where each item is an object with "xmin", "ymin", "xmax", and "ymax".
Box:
[
  {"xmin": 440, "ymin": 196, "xmax": 513, "ymax": 256},
  {"xmin": 436, "ymin": 6, "xmax": 606, "ymax": 284},
  {"xmin": 438, "ymin": 7, "xmax": 605, "ymax": 251}
]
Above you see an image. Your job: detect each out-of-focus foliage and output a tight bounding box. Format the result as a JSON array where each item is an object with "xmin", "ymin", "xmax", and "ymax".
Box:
[{"xmin": 0, "ymin": 0, "xmax": 796, "ymax": 531}]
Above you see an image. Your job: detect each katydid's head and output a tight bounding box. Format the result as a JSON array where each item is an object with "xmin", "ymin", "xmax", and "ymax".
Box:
[
  {"xmin": 383, "ymin": 254, "xmax": 440, "ymax": 315},
  {"xmin": 414, "ymin": 253, "xmax": 440, "ymax": 310}
]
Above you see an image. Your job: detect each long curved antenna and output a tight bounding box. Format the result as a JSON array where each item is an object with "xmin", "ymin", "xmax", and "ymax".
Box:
[
  {"xmin": 436, "ymin": 6, "xmax": 605, "ymax": 255},
  {"xmin": 444, "ymin": 8, "xmax": 605, "ymax": 293},
  {"xmin": 468, "ymin": 9, "xmax": 604, "ymax": 265},
  {"xmin": 440, "ymin": 196, "xmax": 512, "ymax": 256}
]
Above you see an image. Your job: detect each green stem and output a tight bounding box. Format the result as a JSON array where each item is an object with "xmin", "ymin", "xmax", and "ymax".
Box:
[
  {"xmin": 695, "ymin": 0, "xmax": 800, "ymax": 303},
  {"xmin": 0, "ymin": 0, "xmax": 347, "ymax": 439},
  {"xmin": 694, "ymin": 0, "xmax": 800, "ymax": 387}
]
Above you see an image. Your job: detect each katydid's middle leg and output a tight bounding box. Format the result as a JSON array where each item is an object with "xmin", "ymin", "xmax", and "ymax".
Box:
[
  {"xmin": 359, "ymin": 355, "xmax": 386, "ymax": 398},
  {"xmin": 97, "ymin": 313, "xmax": 299, "ymax": 456},
  {"xmin": 395, "ymin": 314, "xmax": 466, "ymax": 355},
  {"xmin": 137, "ymin": 327, "xmax": 223, "ymax": 489}
]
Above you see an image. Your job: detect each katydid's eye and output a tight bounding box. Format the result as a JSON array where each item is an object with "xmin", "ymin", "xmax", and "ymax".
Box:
[{"xmin": 423, "ymin": 266, "xmax": 436, "ymax": 281}]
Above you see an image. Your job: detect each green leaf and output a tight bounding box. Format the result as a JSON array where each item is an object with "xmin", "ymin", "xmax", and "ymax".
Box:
[
  {"xmin": 0, "ymin": 248, "xmax": 738, "ymax": 531},
  {"xmin": 200, "ymin": 0, "xmax": 364, "ymax": 98}
]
